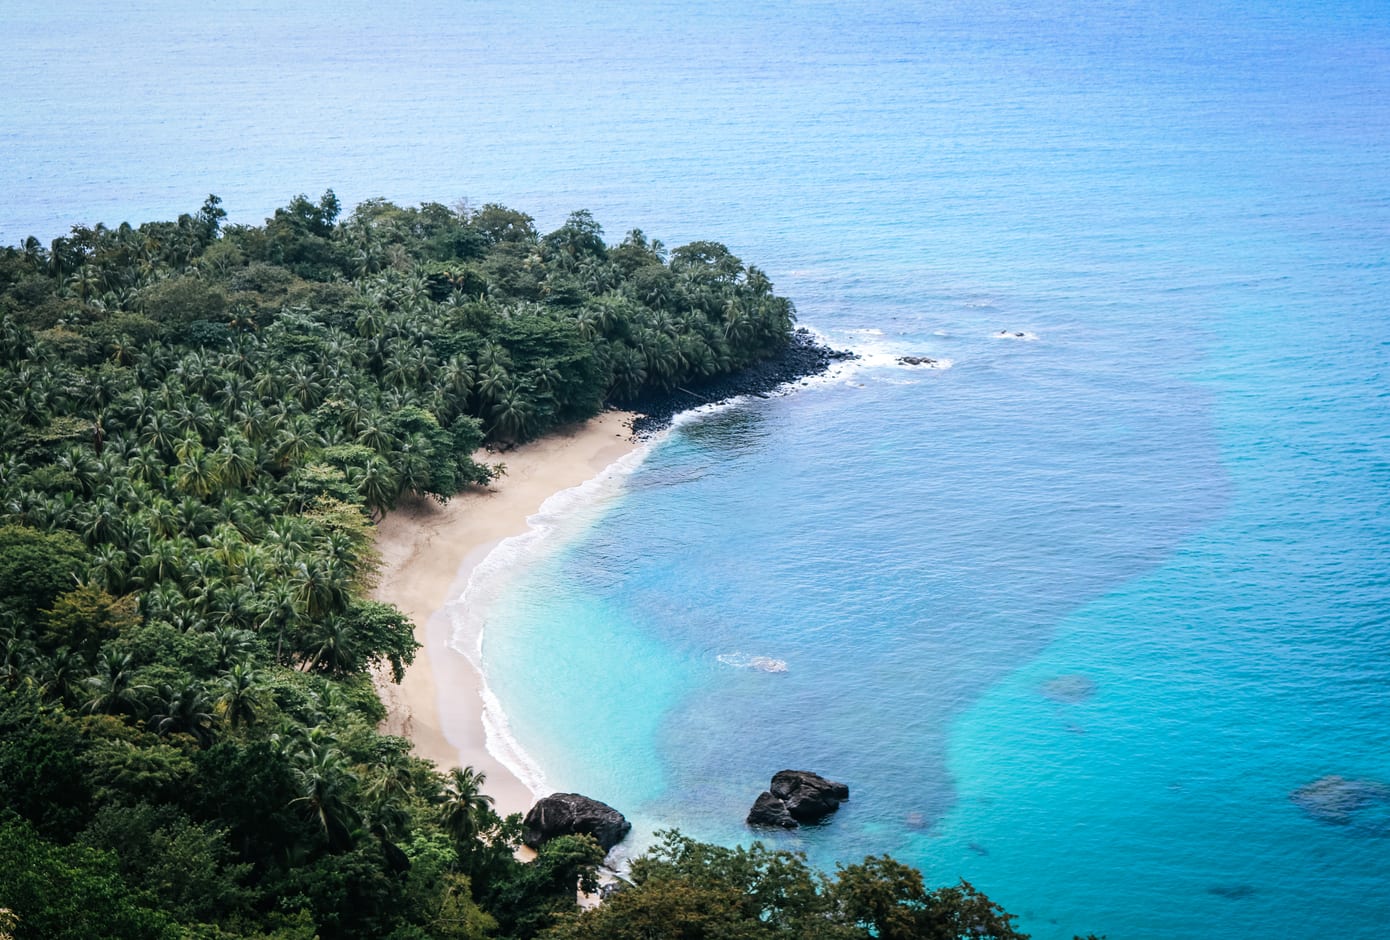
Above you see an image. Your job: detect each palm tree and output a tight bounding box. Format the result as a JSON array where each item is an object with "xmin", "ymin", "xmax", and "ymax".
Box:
[
  {"xmin": 150, "ymin": 679, "xmax": 217, "ymax": 745},
  {"xmin": 488, "ymin": 386, "xmax": 535, "ymax": 443},
  {"xmin": 35, "ymin": 647, "xmax": 84, "ymax": 706},
  {"xmin": 210, "ymin": 624, "xmax": 260, "ymax": 671},
  {"xmin": 288, "ymin": 556, "xmax": 351, "ymax": 621},
  {"xmin": 274, "ymin": 416, "xmax": 320, "ymax": 468},
  {"xmin": 474, "ymin": 364, "xmax": 511, "ymax": 410},
  {"xmin": 210, "ymin": 433, "xmax": 258, "ymax": 490},
  {"xmin": 87, "ymin": 543, "xmax": 130, "ymax": 593},
  {"xmin": 304, "ymin": 617, "xmax": 355, "ymax": 674},
  {"xmin": 289, "ymin": 742, "xmax": 360, "ymax": 849},
  {"xmin": 350, "ymin": 456, "xmax": 399, "ymax": 521},
  {"xmin": 215, "ymin": 662, "xmax": 264, "ymax": 730},
  {"xmin": 363, "ymin": 747, "xmax": 415, "ymax": 842},
  {"xmin": 82, "ymin": 650, "xmax": 150, "ymax": 715},
  {"xmin": 439, "ymin": 765, "xmax": 496, "ymax": 849}
]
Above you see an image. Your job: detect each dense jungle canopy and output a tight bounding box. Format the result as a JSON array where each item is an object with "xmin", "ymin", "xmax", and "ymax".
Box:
[{"xmin": 0, "ymin": 193, "xmax": 1071, "ymax": 939}]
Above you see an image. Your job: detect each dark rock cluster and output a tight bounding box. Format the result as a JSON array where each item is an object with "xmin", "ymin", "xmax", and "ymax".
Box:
[
  {"xmin": 746, "ymin": 769, "xmax": 849, "ymax": 829},
  {"xmin": 1291, "ymin": 774, "xmax": 1390, "ymax": 829},
  {"xmin": 897, "ymin": 355, "xmax": 938, "ymax": 367},
  {"xmin": 522, "ymin": 792, "xmax": 631, "ymax": 852},
  {"xmin": 625, "ymin": 329, "xmax": 855, "ymax": 437}
]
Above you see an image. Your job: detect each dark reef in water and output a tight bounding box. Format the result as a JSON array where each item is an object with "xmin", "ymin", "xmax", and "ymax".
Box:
[
  {"xmin": 1291, "ymin": 774, "xmax": 1390, "ymax": 833},
  {"xmin": 623, "ymin": 329, "xmax": 855, "ymax": 438},
  {"xmin": 1041, "ymin": 674, "xmax": 1097, "ymax": 704}
]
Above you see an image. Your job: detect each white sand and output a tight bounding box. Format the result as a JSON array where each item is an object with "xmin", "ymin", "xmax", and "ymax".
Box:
[{"xmin": 372, "ymin": 411, "xmax": 640, "ymax": 818}]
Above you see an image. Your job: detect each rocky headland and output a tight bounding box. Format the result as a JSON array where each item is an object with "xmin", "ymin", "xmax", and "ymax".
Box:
[{"xmin": 625, "ymin": 329, "xmax": 855, "ymax": 437}]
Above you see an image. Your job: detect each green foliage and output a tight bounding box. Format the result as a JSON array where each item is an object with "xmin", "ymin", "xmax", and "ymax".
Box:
[
  {"xmin": 544, "ymin": 831, "xmax": 1031, "ymax": 940},
  {"xmin": 78, "ymin": 802, "xmax": 254, "ymax": 923},
  {"xmin": 40, "ymin": 583, "xmax": 139, "ymax": 660},
  {"xmin": 0, "ymin": 525, "xmax": 86, "ymax": 616},
  {"xmin": 484, "ymin": 834, "xmax": 605, "ymax": 940},
  {"xmin": 0, "ymin": 814, "xmax": 179, "ymax": 940},
  {"xmin": 0, "ymin": 689, "xmax": 92, "ymax": 839},
  {"xmin": 0, "ymin": 194, "xmax": 1067, "ymax": 940},
  {"xmin": 137, "ymin": 275, "xmax": 228, "ymax": 328}
]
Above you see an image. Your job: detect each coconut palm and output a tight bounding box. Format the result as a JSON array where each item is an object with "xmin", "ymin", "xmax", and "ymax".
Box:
[
  {"xmin": 349, "ymin": 457, "xmax": 398, "ymax": 521},
  {"xmin": 150, "ymin": 679, "xmax": 217, "ymax": 745},
  {"xmin": 439, "ymin": 765, "xmax": 496, "ymax": 849},
  {"xmin": 488, "ymin": 386, "xmax": 535, "ymax": 443},
  {"xmin": 215, "ymin": 662, "xmax": 264, "ymax": 730},
  {"xmin": 82, "ymin": 650, "xmax": 150, "ymax": 715},
  {"xmin": 289, "ymin": 742, "xmax": 360, "ymax": 849}
]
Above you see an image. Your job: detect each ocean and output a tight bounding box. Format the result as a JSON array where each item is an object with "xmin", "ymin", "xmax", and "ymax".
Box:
[{"xmin": 4, "ymin": 1, "xmax": 1388, "ymax": 936}]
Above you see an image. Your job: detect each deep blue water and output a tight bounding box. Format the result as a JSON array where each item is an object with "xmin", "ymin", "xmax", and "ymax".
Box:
[{"xmin": 5, "ymin": 2, "xmax": 1389, "ymax": 936}]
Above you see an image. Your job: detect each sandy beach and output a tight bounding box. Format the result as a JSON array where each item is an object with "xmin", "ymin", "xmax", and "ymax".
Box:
[{"xmin": 371, "ymin": 410, "xmax": 640, "ymax": 818}]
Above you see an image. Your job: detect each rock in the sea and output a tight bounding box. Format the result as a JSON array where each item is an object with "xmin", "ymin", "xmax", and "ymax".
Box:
[
  {"xmin": 770, "ymin": 769, "xmax": 849, "ymax": 822},
  {"xmin": 1291, "ymin": 775, "xmax": 1390, "ymax": 827},
  {"xmin": 744, "ymin": 770, "xmax": 850, "ymax": 829},
  {"xmin": 898, "ymin": 355, "xmax": 938, "ymax": 367},
  {"xmin": 522, "ymin": 792, "xmax": 631, "ymax": 852},
  {"xmin": 746, "ymin": 791, "xmax": 798, "ymax": 829},
  {"xmin": 1041, "ymin": 674, "xmax": 1096, "ymax": 704}
]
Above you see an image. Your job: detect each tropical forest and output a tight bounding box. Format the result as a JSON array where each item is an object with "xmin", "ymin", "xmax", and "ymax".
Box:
[{"xmin": 0, "ymin": 193, "xmax": 1067, "ymax": 938}]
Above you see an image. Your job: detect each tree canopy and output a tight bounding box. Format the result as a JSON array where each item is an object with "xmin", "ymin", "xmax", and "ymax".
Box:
[{"xmin": 0, "ymin": 194, "xmax": 1091, "ymax": 939}]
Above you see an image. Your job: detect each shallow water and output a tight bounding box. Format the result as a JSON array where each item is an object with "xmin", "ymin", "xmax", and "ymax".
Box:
[{"xmin": 5, "ymin": 1, "xmax": 1389, "ymax": 936}]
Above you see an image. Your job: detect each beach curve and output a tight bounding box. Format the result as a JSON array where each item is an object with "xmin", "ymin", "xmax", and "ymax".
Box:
[{"xmin": 371, "ymin": 410, "xmax": 640, "ymax": 818}]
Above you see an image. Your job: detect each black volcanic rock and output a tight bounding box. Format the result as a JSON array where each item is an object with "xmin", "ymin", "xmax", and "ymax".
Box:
[
  {"xmin": 770, "ymin": 769, "xmax": 850, "ymax": 822},
  {"xmin": 747, "ymin": 770, "xmax": 849, "ymax": 829},
  {"xmin": 522, "ymin": 792, "xmax": 631, "ymax": 852},
  {"xmin": 625, "ymin": 329, "xmax": 855, "ymax": 437},
  {"xmin": 746, "ymin": 791, "xmax": 798, "ymax": 829}
]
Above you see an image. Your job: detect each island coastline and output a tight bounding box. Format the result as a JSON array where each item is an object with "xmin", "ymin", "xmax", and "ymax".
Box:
[
  {"xmin": 370, "ymin": 330, "xmax": 851, "ymax": 819},
  {"xmin": 371, "ymin": 410, "xmax": 641, "ymax": 818}
]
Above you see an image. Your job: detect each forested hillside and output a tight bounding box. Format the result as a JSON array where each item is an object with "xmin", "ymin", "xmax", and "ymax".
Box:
[{"xmin": 0, "ymin": 194, "xmax": 1048, "ymax": 938}]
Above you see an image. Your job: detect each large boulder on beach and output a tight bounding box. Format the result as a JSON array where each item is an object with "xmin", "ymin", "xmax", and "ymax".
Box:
[
  {"xmin": 747, "ymin": 770, "xmax": 849, "ymax": 828},
  {"xmin": 522, "ymin": 792, "xmax": 631, "ymax": 852}
]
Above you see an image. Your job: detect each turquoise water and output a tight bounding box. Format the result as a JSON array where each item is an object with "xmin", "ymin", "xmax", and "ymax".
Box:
[{"xmin": 5, "ymin": 2, "xmax": 1389, "ymax": 936}]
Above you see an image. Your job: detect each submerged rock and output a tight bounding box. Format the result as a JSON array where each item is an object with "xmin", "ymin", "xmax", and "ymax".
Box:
[
  {"xmin": 523, "ymin": 792, "xmax": 631, "ymax": 852},
  {"xmin": 1041, "ymin": 674, "xmax": 1096, "ymax": 704},
  {"xmin": 1291, "ymin": 775, "xmax": 1390, "ymax": 828},
  {"xmin": 748, "ymin": 769, "xmax": 850, "ymax": 828}
]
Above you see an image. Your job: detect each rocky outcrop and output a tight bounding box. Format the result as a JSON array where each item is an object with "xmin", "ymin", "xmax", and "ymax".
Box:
[
  {"xmin": 522, "ymin": 792, "xmax": 631, "ymax": 852},
  {"xmin": 747, "ymin": 769, "xmax": 849, "ymax": 829},
  {"xmin": 627, "ymin": 329, "xmax": 855, "ymax": 437},
  {"xmin": 746, "ymin": 790, "xmax": 798, "ymax": 828},
  {"xmin": 898, "ymin": 355, "xmax": 938, "ymax": 367}
]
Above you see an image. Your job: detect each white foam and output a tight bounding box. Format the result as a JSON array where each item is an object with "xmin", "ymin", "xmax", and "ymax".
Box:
[
  {"xmin": 717, "ymin": 651, "xmax": 789, "ymax": 673},
  {"xmin": 992, "ymin": 329, "xmax": 1039, "ymax": 341},
  {"xmin": 447, "ymin": 323, "xmax": 942, "ymax": 795}
]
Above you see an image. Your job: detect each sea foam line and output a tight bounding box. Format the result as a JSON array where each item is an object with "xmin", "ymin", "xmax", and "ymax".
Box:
[
  {"xmin": 443, "ymin": 322, "xmax": 925, "ymax": 798},
  {"xmin": 445, "ymin": 437, "xmax": 660, "ymax": 798}
]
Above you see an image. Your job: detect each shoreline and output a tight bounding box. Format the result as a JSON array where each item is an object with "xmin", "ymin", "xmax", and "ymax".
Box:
[
  {"xmin": 625, "ymin": 328, "xmax": 855, "ymax": 436},
  {"xmin": 371, "ymin": 410, "xmax": 641, "ymax": 819},
  {"xmin": 370, "ymin": 329, "xmax": 851, "ymax": 819}
]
